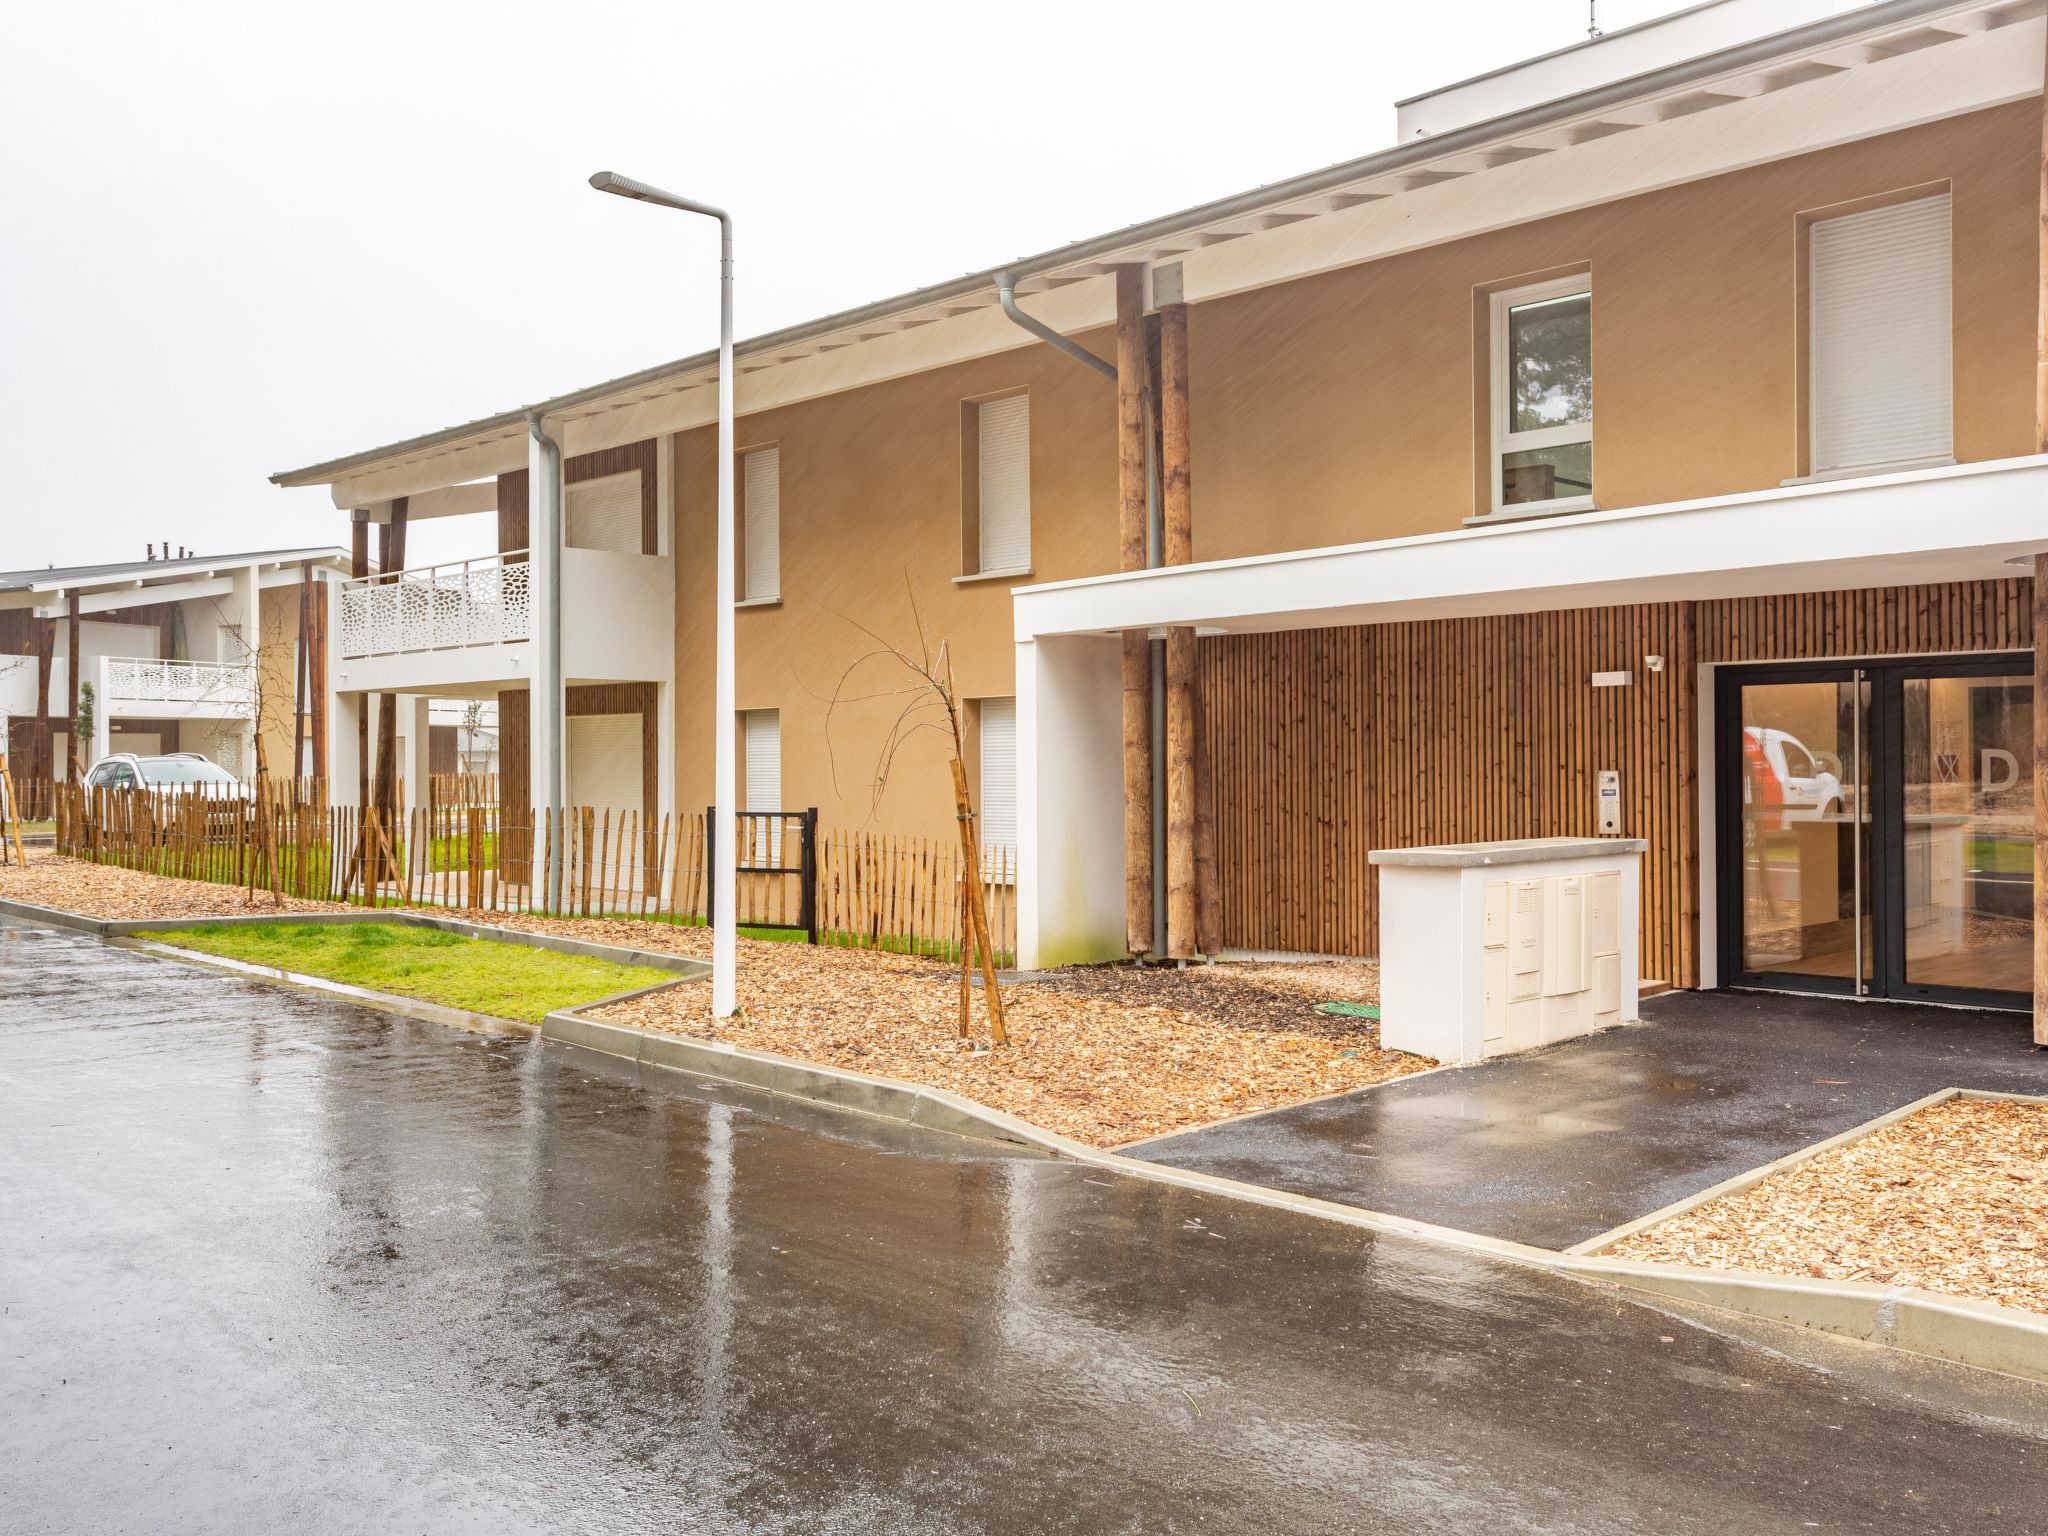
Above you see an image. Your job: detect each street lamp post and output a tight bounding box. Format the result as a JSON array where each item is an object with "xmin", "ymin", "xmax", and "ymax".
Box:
[{"xmin": 589, "ymin": 170, "xmax": 738, "ymax": 1018}]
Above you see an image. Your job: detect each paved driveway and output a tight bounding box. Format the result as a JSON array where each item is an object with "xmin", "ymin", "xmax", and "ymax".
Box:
[{"xmin": 1133, "ymin": 988, "xmax": 2048, "ymax": 1250}]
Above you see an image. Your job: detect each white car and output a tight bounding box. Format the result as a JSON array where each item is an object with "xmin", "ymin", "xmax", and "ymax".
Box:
[
  {"xmin": 1742, "ymin": 726, "xmax": 1844, "ymax": 821},
  {"xmin": 83, "ymin": 752, "xmax": 243, "ymax": 799}
]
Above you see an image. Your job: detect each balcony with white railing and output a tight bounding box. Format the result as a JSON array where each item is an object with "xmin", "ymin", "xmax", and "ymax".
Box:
[
  {"xmin": 340, "ymin": 550, "xmax": 533, "ymax": 660},
  {"xmin": 100, "ymin": 656, "xmax": 256, "ymax": 718}
]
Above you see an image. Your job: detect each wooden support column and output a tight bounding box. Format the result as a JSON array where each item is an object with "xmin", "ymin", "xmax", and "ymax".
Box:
[
  {"xmin": 2035, "ymin": 22, "xmax": 2048, "ymax": 1046},
  {"xmin": 372, "ymin": 500, "xmax": 408, "ymax": 827},
  {"xmin": 65, "ymin": 589, "xmax": 80, "ymax": 778},
  {"xmin": 293, "ymin": 561, "xmax": 310, "ymax": 786},
  {"xmin": 1160, "ymin": 298, "xmax": 1198, "ymax": 959},
  {"xmin": 350, "ymin": 515, "xmax": 370, "ymax": 811},
  {"xmin": 1115, "ymin": 265, "xmax": 1154, "ymax": 955}
]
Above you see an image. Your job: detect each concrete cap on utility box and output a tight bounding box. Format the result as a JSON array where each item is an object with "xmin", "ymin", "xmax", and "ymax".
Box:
[{"xmin": 1369, "ymin": 837, "xmax": 1648, "ymax": 868}]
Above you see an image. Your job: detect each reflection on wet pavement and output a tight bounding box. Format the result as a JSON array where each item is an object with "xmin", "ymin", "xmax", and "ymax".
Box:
[{"xmin": 3, "ymin": 920, "xmax": 2044, "ymax": 1534}]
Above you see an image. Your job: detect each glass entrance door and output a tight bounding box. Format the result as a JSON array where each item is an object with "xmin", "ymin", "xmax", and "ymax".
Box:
[
  {"xmin": 1718, "ymin": 655, "xmax": 2033, "ymax": 1010},
  {"xmin": 1891, "ymin": 666, "xmax": 2034, "ymax": 1004},
  {"xmin": 1728, "ymin": 670, "xmax": 1872, "ymax": 994}
]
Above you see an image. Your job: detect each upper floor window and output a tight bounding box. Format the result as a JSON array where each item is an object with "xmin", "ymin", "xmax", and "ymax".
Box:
[
  {"xmin": 963, "ymin": 393, "xmax": 1031, "ymax": 576},
  {"xmin": 1808, "ymin": 191, "xmax": 1952, "ymax": 477},
  {"xmin": 565, "ymin": 470, "xmax": 642, "ymax": 553},
  {"xmin": 741, "ymin": 445, "xmax": 781, "ymax": 602},
  {"xmin": 1490, "ymin": 275, "xmax": 1592, "ymax": 515}
]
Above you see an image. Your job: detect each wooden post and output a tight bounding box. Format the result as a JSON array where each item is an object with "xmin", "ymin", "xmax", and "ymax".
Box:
[
  {"xmin": 1194, "ymin": 679, "xmax": 1222, "ymax": 958},
  {"xmin": 65, "ymin": 588, "xmax": 81, "ymax": 778},
  {"xmin": 1115, "ymin": 264, "xmax": 1154, "ymax": 956},
  {"xmin": 1160, "ymin": 299, "xmax": 1197, "ymax": 959}
]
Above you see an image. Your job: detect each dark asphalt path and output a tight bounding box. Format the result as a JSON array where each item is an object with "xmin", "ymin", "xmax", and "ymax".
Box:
[
  {"xmin": 3, "ymin": 919, "xmax": 2045, "ymax": 1535},
  {"xmin": 1134, "ymin": 988, "xmax": 2048, "ymax": 1250}
]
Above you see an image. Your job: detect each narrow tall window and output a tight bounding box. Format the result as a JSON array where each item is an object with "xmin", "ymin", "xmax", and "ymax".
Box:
[
  {"xmin": 1809, "ymin": 192, "xmax": 1952, "ymax": 476},
  {"xmin": 741, "ymin": 708, "xmax": 781, "ymax": 864},
  {"xmin": 1490, "ymin": 276, "xmax": 1593, "ymax": 514},
  {"xmin": 978, "ymin": 697, "xmax": 1017, "ymax": 867},
  {"xmin": 742, "ymin": 446, "xmax": 781, "ymax": 601},
  {"xmin": 969, "ymin": 394, "xmax": 1031, "ymax": 574}
]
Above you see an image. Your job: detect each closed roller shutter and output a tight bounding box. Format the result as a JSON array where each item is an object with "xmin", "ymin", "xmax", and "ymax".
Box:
[
  {"xmin": 978, "ymin": 697, "xmax": 1016, "ymax": 860},
  {"xmin": 977, "ymin": 395, "xmax": 1031, "ymax": 573},
  {"xmin": 567, "ymin": 713, "xmax": 643, "ymax": 817},
  {"xmin": 744, "ymin": 447, "xmax": 781, "ymax": 601},
  {"xmin": 566, "ymin": 472, "xmax": 642, "ymax": 553},
  {"xmin": 742, "ymin": 708, "xmax": 781, "ymax": 864},
  {"xmin": 1810, "ymin": 192, "xmax": 1951, "ymax": 476}
]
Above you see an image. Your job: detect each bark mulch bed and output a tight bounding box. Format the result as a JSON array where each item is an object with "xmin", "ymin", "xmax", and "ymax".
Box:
[
  {"xmin": 1610, "ymin": 1096, "xmax": 2048, "ymax": 1317},
  {"xmin": 0, "ymin": 849, "xmax": 355, "ymax": 919},
  {"xmin": 0, "ymin": 854, "xmax": 1428, "ymax": 1149}
]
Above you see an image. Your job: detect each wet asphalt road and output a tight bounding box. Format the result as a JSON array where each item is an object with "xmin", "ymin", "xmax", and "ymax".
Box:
[{"xmin": 3, "ymin": 919, "xmax": 2046, "ymax": 1535}]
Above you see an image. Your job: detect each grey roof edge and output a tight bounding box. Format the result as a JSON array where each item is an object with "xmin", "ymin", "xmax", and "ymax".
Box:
[
  {"xmin": 0, "ymin": 546, "xmax": 351, "ymax": 592},
  {"xmin": 268, "ymin": 0, "xmax": 1977, "ymax": 491}
]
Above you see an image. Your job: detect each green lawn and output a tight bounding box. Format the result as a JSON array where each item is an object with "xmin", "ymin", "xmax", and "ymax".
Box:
[{"xmin": 165, "ymin": 922, "xmax": 676, "ymax": 1023}]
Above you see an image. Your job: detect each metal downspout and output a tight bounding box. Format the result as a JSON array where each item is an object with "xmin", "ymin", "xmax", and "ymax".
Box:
[
  {"xmin": 996, "ymin": 266, "xmax": 1166, "ymax": 957},
  {"xmin": 526, "ymin": 409, "xmax": 566, "ymax": 913}
]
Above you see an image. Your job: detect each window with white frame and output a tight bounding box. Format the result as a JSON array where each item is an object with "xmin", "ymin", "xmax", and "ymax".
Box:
[
  {"xmin": 1809, "ymin": 192, "xmax": 1952, "ymax": 477},
  {"xmin": 977, "ymin": 697, "xmax": 1016, "ymax": 870},
  {"xmin": 741, "ymin": 708, "xmax": 781, "ymax": 864},
  {"xmin": 742, "ymin": 445, "xmax": 781, "ymax": 602},
  {"xmin": 1490, "ymin": 276, "xmax": 1593, "ymax": 515},
  {"xmin": 971, "ymin": 394, "xmax": 1031, "ymax": 574}
]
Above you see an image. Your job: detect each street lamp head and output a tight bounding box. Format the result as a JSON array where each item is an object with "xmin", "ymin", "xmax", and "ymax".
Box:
[{"xmin": 587, "ymin": 170, "xmax": 729, "ymax": 228}]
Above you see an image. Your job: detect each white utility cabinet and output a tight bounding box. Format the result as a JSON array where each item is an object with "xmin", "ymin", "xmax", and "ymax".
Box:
[{"xmin": 1369, "ymin": 837, "xmax": 1647, "ymax": 1066}]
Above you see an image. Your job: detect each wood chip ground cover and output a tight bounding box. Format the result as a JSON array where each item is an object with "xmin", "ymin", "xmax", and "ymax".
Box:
[
  {"xmin": 2, "ymin": 854, "xmax": 1429, "ymax": 1146},
  {"xmin": 1611, "ymin": 1097, "xmax": 2048, "ymax": 1316}
]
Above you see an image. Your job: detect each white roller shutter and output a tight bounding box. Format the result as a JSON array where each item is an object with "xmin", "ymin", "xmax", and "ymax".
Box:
[
  {"xmin": 978, "ymin": 697, "xmax": 1016, "ymax": 861},
  {"xmin": 976, "ymin": 395, "xmax": 1031, "ymax": 573},
  {"xmin": 742, "ymin": 708, "xmax": 782, "ymax": 863},
  {"xmin": 743, "ymin": 447, "xmax": 781, "ymax": 601},
  {"xmin": 567, "ymin": 713, "xmax": 643, "ymax": 817},
  {"xmin": 566, "ymin": 472, "xmax": 642, "ymax": 553},
  {"xmin": 1810, "ymin": 193, "xmax": 1952, "ymax": 476}
]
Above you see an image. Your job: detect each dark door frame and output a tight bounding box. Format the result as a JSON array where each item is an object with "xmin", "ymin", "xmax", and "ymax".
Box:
[{"xmin": 1714, "ymin": 652, "xmax": 2031, "ymax": 1013}]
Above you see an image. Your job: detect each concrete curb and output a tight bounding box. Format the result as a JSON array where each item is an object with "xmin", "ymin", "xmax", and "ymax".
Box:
[{"xmin": 9, "ymin": 893, "xmax": 2045, "ymax": 1386}]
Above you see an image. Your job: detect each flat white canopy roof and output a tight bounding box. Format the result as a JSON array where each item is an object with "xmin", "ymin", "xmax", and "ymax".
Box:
[{"xmin": 1011, "ymin": 457, "xmax": 2048, "ymax": 641}]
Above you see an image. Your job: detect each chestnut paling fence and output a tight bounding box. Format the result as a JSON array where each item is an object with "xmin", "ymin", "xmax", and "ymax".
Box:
[{"xmin": 47, "ymin": 783, "xmax": 1017, "ymax": 965}]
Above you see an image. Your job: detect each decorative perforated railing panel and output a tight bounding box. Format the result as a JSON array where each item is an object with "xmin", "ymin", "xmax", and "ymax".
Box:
[
  {"xmin": 339, "ymin": 553, "xmax": 532, "ymax": 658},
  {"xmin": 103, "ymin": 658, "xmax": 256, "ymax": 713}
]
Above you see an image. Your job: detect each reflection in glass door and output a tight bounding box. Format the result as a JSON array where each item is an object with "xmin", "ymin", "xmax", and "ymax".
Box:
[
  {"xmin": 1732, "ymin": 671, "xmax": 1871, "ymax": 993},
  {"xmin": 1895, "ymin": 670, "xmax": 2033, "ymax": 1001},
  {"xmin": 1720, "ymin": 656, "xmax": 2034, "ymax": 1010}
]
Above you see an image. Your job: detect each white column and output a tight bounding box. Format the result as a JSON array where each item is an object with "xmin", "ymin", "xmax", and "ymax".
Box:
[
  {"xmin": 91, "ymin": 655, "xmax": 112, "ymax": 767},
  {"xmin": 1016, "ymin": 634, "xmax": 1129, "ymax": 970},
  {"xmin": 400, "ymin": 696, "xmax": 431, "ymax": 814},
  {"xmin": 528, "ymin": 426, "xmax": 565, "ymax": 908},
  {"xmin": 656, "ymin": 680, "xmax": 675, "ymax": 827},
  {"xmin": 230, "ymin": 563, "xmax": 261, "ymax": 779},
  {"xmin": 329, "ymin": 691, "xmax": 362, "ymax": 807}
]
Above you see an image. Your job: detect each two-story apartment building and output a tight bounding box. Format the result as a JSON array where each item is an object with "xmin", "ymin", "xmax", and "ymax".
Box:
[
  {"xmin": 0, "ymin": 548, "xmax": 348, "ymax": 791},
  {"xmin": 274, "ymin": 0, "xmax": 2048, "ymax": 1027}
]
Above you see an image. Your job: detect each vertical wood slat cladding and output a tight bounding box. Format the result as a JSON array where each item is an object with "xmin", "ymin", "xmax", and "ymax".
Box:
[
  {"xmin": 1199, "ymin": 579, "xmax": 2032, "ymax": 986},
  {"xmin": 565, "ymin": 440, "xmax": 659, "ymax": 555}
]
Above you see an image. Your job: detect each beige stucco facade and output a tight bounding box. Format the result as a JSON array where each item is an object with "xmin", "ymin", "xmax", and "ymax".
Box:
[{"xmin": 666, "ymin": 102, "xmax": 2041, "ymax": 848}]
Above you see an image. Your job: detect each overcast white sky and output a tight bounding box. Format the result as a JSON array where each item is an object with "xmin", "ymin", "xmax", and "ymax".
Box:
[{"xmin": 1, "ymin": 0, "xmax": 1699, "ymax": 572}]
